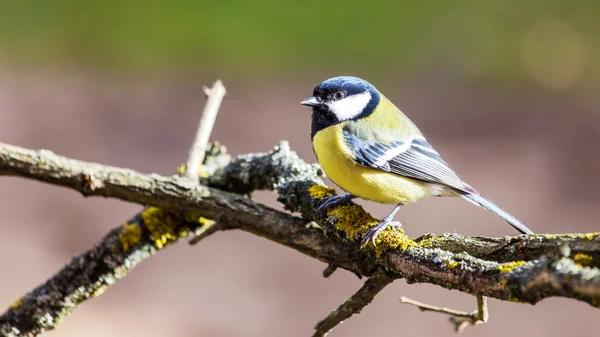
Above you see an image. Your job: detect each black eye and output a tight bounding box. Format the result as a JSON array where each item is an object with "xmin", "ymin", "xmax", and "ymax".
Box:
[{"xmin": 333, "ymin": 91, "xmax": 345, "ymax": 100}]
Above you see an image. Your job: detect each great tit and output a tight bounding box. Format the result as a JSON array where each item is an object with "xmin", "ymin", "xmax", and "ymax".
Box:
[{"xmin": 301, "ymin": 76, "xmax": 534, "ymax": 246}]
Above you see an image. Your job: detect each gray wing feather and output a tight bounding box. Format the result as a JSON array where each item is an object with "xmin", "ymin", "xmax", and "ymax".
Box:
[{"xmin": 344, "ymin": 128, "xmax": 468, "ymax": 192}]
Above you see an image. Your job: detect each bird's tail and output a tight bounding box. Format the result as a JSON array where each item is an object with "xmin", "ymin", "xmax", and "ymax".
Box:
[{"xmin": 460, "ymin": 192, "xmax": 534, "ymax": 235}]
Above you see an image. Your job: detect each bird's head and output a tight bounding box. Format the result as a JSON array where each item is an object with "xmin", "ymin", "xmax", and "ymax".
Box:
[{"xmin": 301, "ymin": 76, "xmax": 380, "ymax": 128}]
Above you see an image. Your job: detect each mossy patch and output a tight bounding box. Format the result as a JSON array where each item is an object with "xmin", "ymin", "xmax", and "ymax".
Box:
[
  {"xmin": 141, "ymin": 207, "xmax": 190, "ymax": 249},
  {"xmin": 444, "ymin": 260, "xmax": 459, "ymax": 269},
  {"xmin": 370, "ymin": 228, "xmax": 415, "ymax": 257},
  {"xmin": 198, "ymin": 167, "xmax": 210, "ymax": 178},
  {"xmin": 329, "ymin": 204, "xmax": 415, "ymax": 256},
  {"xmin": 536, "ymin": 232, "xmax": 599, "ymax": 240},
  {"xmin": 93, "ymin": 284, "xmax": 109, "ymax": 297},
  {"xmin": 507, "ymin": 297, "xmax": 525, "ymax": 303},
  {"xmin": 197, "ymin": 216, "xmax": 215, "ymax": 227},
  {"xmin": 415, "ymin": 236, "xmax": 440, "ymax": 248},
  {"xmin": 330, "ymin": 205, "xmax": 377, "ymax": 239},
  {"xmin": 118, "ymin": 222, "xmax": 142, "ymax": 252},
  {"xmin": 176, "ymin": 163, "xmax": 209, "ymax": 178},
  {"xmin": 308, "ymin": 185, "xmax": 336, "ymax": 200},
  {"xmin": 9, "ymin": 297, "xmax": 22, "ymax": 309},
  {"xmin": 580, "ymin": 233, "xmax": 599, "ymax": 240},
  {"xmin": 573, "ymin": 253, "xmax": 593, "ymax": 267},
  {"xmin": 182, "ymin": 212, "xmax": 215, "ymax": 228},
  {"xmin": 309, "ymin": 184, "xmax": 417, "ymax": 255},
  {"xmin": 177, "ymin": 163, "xmax": 187, "ymax": 175},
  {"xmin": 591, "ymin": 296, "xmax": 600, "ymax": 308},
  {"xmin": 498, "ymin": 261, "xmax": 526, "ymax": 273}
]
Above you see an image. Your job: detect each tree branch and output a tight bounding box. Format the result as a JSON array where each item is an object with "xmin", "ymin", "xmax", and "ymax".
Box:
[
  {"xmin": 184, "ymin": 80, "xmax": 226, "ymax": 182},
  {"xmin": 400, "ymin": 294, "xmax": 488, "ymax": 333},
  {"xmin": 1, "ymin": 141, "xmax": 599, "ymax": 336},
  {"xmin": 313, "ymin": 270, "xmax": 393, "ymax": 337},
  {"xmin": 0, "ymin": 142, "xmax": 232, "ymax": 337}
]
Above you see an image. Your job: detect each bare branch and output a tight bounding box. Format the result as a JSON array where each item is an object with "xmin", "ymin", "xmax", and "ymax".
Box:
[
  {"xmin": 400, "ymin": 294, "xmax": 488, "ymax": 333},
  {"xmin": 188, "ymin": 213, "xmax": 221, "ymax": 245},
  {"xmin": 184, "ymin": 80, "xmax": 226, "ymax": 182},
  {"xmin": 322, "ymin": 264, "xmax": 338, "ymax": 278},
  {"xmin": 313, "ymin": 271, "xmax": 393, "ymax": 337}
]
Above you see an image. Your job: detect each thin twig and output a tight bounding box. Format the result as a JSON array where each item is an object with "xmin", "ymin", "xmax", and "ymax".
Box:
[
  {"xmin": 400, "ymin": 294, "xmax": 488, "ymax": 333},
  {"xmin": 184, "ymin": 80, "xmax": 226, "ymax": 182},
  {"xmin": 188, "ymin": 221, "xmax": 219, "ymax": 245},
  {"xmin": 322, "ymin": 264, "xmax": 338, "ymax": 278},
  {"xmin": 313, "ymin": 270, "xmax": 393, "ymax": 337},
  {"xmin": 182, "ymin": 80, "xmax": 226, "ymax": 244},
  {"xmin": 188, "ymin": 212, "xmax": 224, "ymax": 245}
]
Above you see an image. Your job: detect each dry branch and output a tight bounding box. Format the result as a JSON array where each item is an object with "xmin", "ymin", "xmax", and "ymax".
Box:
[
  {"xmin": 1, "ymin": 140, "xmax": 599, "ymax": 336},
  {"xmin": 184, "ymin": 80, "xmax": 226, "ymax": 182},
  {"xmin": 313, "ymin": 270, "xmax": 393, "ymax": 337},
  {"xmin": 400, "ymin": 294, "xmax": 488, "ymax": 333}
]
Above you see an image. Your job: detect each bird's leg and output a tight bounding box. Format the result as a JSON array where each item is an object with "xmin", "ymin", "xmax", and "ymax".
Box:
[
  {"xmin": 316, "ymin": 193, "xmax": 356, "ymax": 215},
  {"xmin": 361, "ymin": 204, "xmax": 403, "ymax": 247}
]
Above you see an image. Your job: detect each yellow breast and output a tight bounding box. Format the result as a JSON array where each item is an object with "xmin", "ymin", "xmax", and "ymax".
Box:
[{"xmin": 312, "ymin": 124, "xmax": 433, "ymax": 205}]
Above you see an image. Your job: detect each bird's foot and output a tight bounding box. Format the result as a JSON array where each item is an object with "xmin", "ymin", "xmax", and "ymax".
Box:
[
  {"xmin": 316, "ymin": 193, "xmax": 355, "ymax": 216},
  {"xmin": 361, "ymin": 218, "xmax": 404, "ymax": 247}
]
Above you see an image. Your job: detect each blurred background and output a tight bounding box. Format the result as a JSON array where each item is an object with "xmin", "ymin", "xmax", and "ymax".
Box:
[{"xmin": 0, "ymin": 1, "xmax": 599, "ymax": 336}]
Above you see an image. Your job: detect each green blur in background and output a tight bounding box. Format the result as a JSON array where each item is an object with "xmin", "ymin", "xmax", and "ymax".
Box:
[{"xmin": 0, "ymin": 1, "xmax": 597, "ymax": 88}]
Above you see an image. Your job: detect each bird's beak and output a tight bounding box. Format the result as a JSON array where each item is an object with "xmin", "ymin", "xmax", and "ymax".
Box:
[{"xmin": 300, "ymin": 96, "xmax": 320, "ymax": 107}]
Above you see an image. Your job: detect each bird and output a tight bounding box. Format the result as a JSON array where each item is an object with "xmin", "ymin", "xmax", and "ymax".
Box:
[{"xmin": 300, "ymin": 76, "xmax": 534, "ymax": 246}]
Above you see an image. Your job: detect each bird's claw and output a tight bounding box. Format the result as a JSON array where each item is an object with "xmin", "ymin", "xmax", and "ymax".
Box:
[
  {"xmin": 316, "ymin": 193, "xmax": 354, "ymax": 216},
  {"xmin": 361, "ymin": 220, "xmax": 403, "ymax": 247}
]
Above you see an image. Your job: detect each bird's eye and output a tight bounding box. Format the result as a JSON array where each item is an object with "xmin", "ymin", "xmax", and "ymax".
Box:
[{"xmin": 333, "ymin": 91, "xmax": 345, "ymax": 100}]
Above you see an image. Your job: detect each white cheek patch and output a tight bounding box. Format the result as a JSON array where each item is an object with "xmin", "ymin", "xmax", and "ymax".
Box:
[{"xmin": 328, "ymin": 91, "xmax": 371, "ymax": 121}]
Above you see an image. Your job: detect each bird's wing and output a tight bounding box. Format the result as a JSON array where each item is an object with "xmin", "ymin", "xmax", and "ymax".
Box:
[{"xmin": 343, "ymin": 126, "xmax": 471, "ymax": 193}]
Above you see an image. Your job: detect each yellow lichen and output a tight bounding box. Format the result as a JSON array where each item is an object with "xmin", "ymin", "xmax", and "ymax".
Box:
[
  {"xmin": 176, "ymin": 163, "xmax": 209, "ymax": 178},
  {"xmin": 177, "ymin": 163, "xmax": 187, "ymax": 175},
  {"xmin": 416, "ymin": 236, "xmax": 440, "ymax": 248},
  {"xmin": 182, "ymin": 214, "xmax": 214, "ymax": 237},
  {"xmin": 580, "ymin": 233, "xmax": 599, "ymax": 240},
  {"xmin": 308, "ymin": 185, "xmax": 336, "ymax": 200},
  {"xmin": 329, "ymin": 204, "xmax": 415, "ymax": 256},
  {"xmin": 179, "ymin": 226, "xmax": 191, "ymax": 237},
  {"xmin": 182, "ymin": 213, "xmax": 215, "ymax": 227},
  {"xmin": 309, "ymin": 185, "xmax": 417, "ymax": 255},
  {"xmin": 330, "ymin": 205, "xmax": 376, "ymax": 239},
  {"xmin": 508, "ymin": 297, "xmax": 525, "ymax": 303},
  {"xmin": 573, "ymin": 253, "xmax": 593, "ymax": 267},
  {"xmin": 9, "ymin": 297, "xmax": 22, "ymax": 309},
  {"xmin": 141, "ymin": 207, "xmax": 188, "ymax": 249},
  {"xmin": 535, "ymin": 232, "xmax": 599, "ymax": 240},
  {"xmin": 198, "ymin": 217, "xmax": 214, "ymax": 226},
  {"xmin": 198, "ymin": 167, "xmax": 209, "ymax": 178},
  {"xmin": 498, "ymin": 261, "xmax": 526, "ymax": 273},
  {"xmin": 118, "ymin": 222, "xmax": 142, "ymax": 252},
  {"xmin": 591, "ymin": 296, "xmax": 600, "ymax": 308},
  {"xmin": 444, "ymin": 260, "xmax": 459, "ymax": 269},
  {"xmin": 93, "ymin": 285, "xmax": 108, "ymax": 297},
  {"xmin": 371, "ymin": 228, "xmax": 416, "ymax": 257}
]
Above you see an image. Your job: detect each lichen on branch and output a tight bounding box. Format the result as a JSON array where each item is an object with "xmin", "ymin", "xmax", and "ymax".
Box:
[
  {"xmin": 1, "ymin": 140, "xmax": 600, "ymax": 337},
  {"xmin": 0, "ymin": 209, "xmax": 201, "ymax": 337}
]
